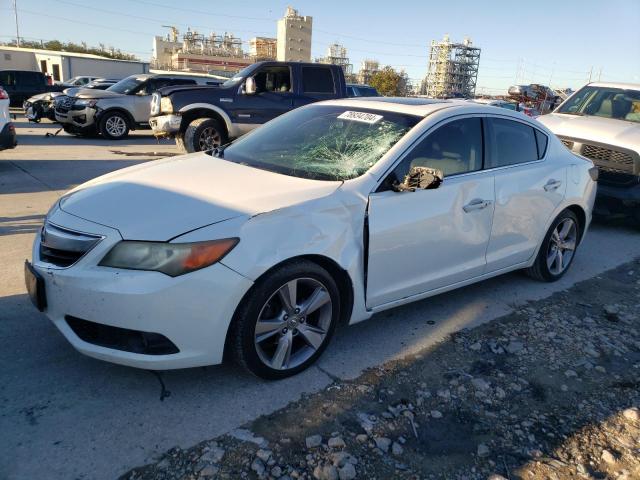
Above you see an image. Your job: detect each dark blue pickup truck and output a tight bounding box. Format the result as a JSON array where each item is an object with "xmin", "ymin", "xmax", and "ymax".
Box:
[{"xmin": 149, "ymin": 61, "xmax": 348, "ymax": 152}]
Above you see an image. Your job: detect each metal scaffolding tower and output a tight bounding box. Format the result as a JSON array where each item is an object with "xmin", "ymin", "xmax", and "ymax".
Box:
[
  {"xmin": 317, "ymin": 43, "xmax": 353, "ymax": 77},
  {"xmin": 423, "ymin": 35, "xmax": 481, "ymax": 98}
]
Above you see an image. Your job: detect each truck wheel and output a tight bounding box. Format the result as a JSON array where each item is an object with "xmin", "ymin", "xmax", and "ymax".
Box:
[
  {"xmin": 99, "ymin": 111, "xmax": 130, "ymax": 140},
  {"xmin": 183, "ymin": 118, "xmax": 227, "ymax": 153}
]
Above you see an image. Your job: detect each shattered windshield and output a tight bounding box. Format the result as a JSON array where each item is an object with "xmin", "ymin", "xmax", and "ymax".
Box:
[
  {"xmin": 557, "ymin": 86, "xmax": 640, "ymax": 123},
  {"xmin": 222, "ymin": 105, "xmax": 420, "ymax": 180}
]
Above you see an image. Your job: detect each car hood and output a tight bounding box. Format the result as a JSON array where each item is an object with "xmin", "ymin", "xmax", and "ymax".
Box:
[
  {"xmin": 66, "ymin": 88, "xmax": 125, "ymax": 99},
  {"xmin": 538, "ymin": 113, "xmax": 640, "ymax": 152},
  {"xmin": 59, "ymin": 153, "xmax": 342, "ymax": 241}
]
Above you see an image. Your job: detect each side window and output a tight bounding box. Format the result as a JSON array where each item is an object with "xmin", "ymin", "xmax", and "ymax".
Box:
[
  {"xmin": 486, "ymin": 118, "xmax": 538, "ymax": 168},
  {"xmin": 0, "ymin": 71, "xmax": 15, "ymax": 86},
  {"xmin": 391, "ymin": 118, "xmax": 483, "ymax": 185},
  {"xmin": 253, "ymin": 66, "xmax": 291, "ymax": 93},
  {"xmin": 19, "ymin": 71, "xmax": 41, "ymax": 86},
  {"xmin": 534, "ymin": 130, "xmax": 548, "ymax": 159},
  {"xmin": 302, "ymin": 67, "xmax": 335, "ymax": 94},
  {"xmin": 170, "ymin": 78, "xmax": 196, "ymax": 86}
]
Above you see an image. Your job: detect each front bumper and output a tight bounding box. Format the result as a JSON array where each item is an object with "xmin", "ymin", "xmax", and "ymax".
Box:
[
  {"xmin": 29, "ymin": 209, "xmax": 253, "ymax": 370},
  {"xmin": 149, "ymin": 114, "xmax": 181, "ymax": 137},
  {"xmin": 55, "ymin": 104, "xmax": 96, "ymax": 128},
  {"xmin": 0, "ymin": 122, "xmax": 17, "ymax": 149},
  {"xmin": 595, "ymin": 180, "xmax": 640, "ymax": 215}
]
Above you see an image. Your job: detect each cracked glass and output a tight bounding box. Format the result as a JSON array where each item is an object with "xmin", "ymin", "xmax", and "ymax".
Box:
[{"xmin": 223, "ymin": 105, "xmax": 420, "ymax": 181}]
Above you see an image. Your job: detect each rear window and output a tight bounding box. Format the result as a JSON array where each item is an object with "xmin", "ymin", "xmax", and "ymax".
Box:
[
  {"xmin": 19, "ymin": 71, "xmax": 42, "ymax": 86},
  {"xmin": 487, "ymin": 118, "xmax": 539, "ymax": 168},
  {"xmin": 302, "ymin": 67, "xmax": 335, "ymax": 94}
]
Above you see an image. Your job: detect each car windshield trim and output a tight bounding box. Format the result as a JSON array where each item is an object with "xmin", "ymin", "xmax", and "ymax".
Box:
[{"xmin": 220, "ymin": 105, "xmax": 421, "ymax": 181}]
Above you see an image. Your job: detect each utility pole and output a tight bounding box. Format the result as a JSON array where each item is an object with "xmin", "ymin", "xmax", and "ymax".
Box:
[{"xmin": 13, "ymin": 0, "xmax": 21, "ymax": 47}]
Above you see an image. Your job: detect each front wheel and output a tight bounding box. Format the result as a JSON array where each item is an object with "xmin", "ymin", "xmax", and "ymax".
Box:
[
  {"xmin": 181, "ymin": 117, "xmax": 227, "ymax": 153},
  {"xmin": 526, "ymin": 209, "xmax": 580, "ymax": 282},
  {"xmin": 99, "ymin": 111, "xmax": 130, "ymax": 140},
  {"xmin": 229, "ymin": 261, "xmax": 340, "ymax": 379}
]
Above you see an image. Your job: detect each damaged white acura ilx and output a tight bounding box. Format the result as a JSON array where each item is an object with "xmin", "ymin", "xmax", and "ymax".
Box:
[{"xmin": 26, "ymin": 98, "xmax": 598, "ymax": 379}]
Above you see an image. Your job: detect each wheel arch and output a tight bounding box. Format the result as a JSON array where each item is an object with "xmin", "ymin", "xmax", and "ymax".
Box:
[
  {"xmin": 565, "ymin": 204, "xmax": 587, "ymax": 243},
  {"xmin": 178, "ymin": 105, "xmax": 230, "ymax": 138},
  {"xmin": 222, "ymin": 254, "xmax": 355, "ymax": 360}
]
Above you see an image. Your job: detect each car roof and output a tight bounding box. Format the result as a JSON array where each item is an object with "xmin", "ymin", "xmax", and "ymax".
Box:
[
  {"xmin": 586, "ymin": 81, "xmax": 640, "ymax": 90},
  {"xmin": 320, "ymin": 97, "xmax": 533, "ymax": 119}
]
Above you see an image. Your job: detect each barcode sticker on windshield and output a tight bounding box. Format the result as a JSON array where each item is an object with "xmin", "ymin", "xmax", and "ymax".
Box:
[{"xmin": 338, "ymin": 111, "xmax": 383, "ymax": 124}]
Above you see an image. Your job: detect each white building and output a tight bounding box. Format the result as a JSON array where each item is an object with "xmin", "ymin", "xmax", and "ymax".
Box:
[
  {"xmin": 276, "ymin": 7, "xmax": 312, "ymax": 62},
  {"xmin": 0, "ymin": 46, "xmax": 149, "ymax": 82}
]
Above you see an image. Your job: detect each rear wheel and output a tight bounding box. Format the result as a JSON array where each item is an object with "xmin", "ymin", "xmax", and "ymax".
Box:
[
  {"xmin": 99, "ymin": 111, "xmax": 130, "ymax": 140},
  {"xmin": 182, "ymin": 118, "xmax": 227, "ymax": 153},
  {"xmin": 230, "ymin": 260, "xmax": 340, "ymax": 379},
  {"xmin": 526, "ymin": 209, "xmax": 580, "ymax": 282}
]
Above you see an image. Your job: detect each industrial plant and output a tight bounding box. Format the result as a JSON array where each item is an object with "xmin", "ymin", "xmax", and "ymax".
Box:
[{"xmin": 421, "ymin": 35, "xmax": 481, "ymax": 98}]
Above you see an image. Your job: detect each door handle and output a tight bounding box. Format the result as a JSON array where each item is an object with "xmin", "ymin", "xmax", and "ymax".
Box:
[
  {"xmin": 544, "ymin": 179, "xmax": 562, "ymax": 191},
  {"xmin": 463, "ymin": 198, "xmax": 493, "ymax": 213}
]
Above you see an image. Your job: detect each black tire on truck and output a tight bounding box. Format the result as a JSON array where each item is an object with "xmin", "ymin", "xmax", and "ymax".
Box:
[
  {"xmin": 99, "ymin": 111, "xmax": 130, "ymax": 140},
  {"xmin": 181, "ymin": 117, "xmax": 227, "ymax": 153}
]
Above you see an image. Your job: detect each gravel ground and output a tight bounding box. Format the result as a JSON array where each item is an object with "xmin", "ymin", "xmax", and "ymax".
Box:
[{"xmin": 122, "ymin": 259, "xmax": 640, "ymax": 480}]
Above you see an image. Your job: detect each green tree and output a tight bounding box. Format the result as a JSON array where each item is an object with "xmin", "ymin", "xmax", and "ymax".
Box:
[{"xmin": 369, "ymin": 66, "xmax": 409, "ymax": 97}]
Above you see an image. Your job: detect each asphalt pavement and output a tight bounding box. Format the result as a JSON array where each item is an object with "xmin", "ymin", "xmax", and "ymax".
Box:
[{"xmin": 1, "ymin": 117, "xmax": 639, "ymax": 480}]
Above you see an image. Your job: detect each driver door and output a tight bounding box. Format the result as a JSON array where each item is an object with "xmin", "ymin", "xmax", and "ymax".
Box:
[{"xmin": 366, "ymin": 116, "xmax": 495, "ymax": 308}]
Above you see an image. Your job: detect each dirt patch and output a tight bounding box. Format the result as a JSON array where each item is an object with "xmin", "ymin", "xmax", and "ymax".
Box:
[{"xmin": 123, "ymin": 259, "xmax": 640, "ymax": 480}]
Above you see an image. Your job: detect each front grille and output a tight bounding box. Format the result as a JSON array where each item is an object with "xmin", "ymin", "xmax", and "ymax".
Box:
[
  {"xmin": 54, "ymin": 95, "xmax": 74, "ymax": 114},
  {"xmin": 581, "ymin": 143, "xmax": 635, "ymax": 175},
  {"xmin": 65, "ymin": 316, "xmax": 180, "ymax": 355},
  {"xmin": 39, "ymin": 222, "xmax": 103, "ymax": 267}
]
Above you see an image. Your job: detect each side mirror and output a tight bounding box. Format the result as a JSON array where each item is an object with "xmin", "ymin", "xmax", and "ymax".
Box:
[
  {"xmin": 244, "ymin": 77, "xmax": 256, "ymax": 95},
  {"xmin": 393, "ymin": 166, "xmax": 443, "ymax": 192}
]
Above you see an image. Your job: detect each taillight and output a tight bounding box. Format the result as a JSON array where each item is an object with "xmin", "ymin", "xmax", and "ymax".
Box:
[
  {"xmin": 588, "ymin": 166, "xmax": 599, "ymax": 182},
  {"xmin": 0, "ymin": 88, "xmax": 8, "ymax": 100}
]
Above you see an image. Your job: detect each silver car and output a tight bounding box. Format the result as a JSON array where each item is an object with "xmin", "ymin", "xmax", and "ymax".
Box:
[
  {"xmin": 55, "ymin": 74, "xmax": 216, "ymax": 139},
  {"xmin": 538, "ymin": 82, "xmax": 640, "ymax": 224}
]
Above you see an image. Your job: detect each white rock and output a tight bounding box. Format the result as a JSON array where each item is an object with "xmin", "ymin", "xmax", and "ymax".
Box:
[
  {"xmin": 338, "ymin": 463, "xmax": 357, "ymax": 480},
  {"xmin": 374, "ymin": 437, "xmax": 391, "ymax": 453},
  {"xmin": 313, "ymin": 464, "xmax": 338, "ymax": 480},
  {"xmin": 622, "ymin": 407, "xmax": 639, "ymax": 422},
  {"xmin": 392, "ymin": 442, "xmax": 404, "ymax": 456},
  {"xmin": 256, "ymin": 449, "xmax": 272, "ymax": 463},
  {"xmin": 471, "ymin": 378, "xmax": 491, "ymax": 391},
  {"xmin": 306, "ymin": 435, "xmax": 323, "ymax": 449},
  {"xmin": 505, "ymin": 341, "xmax": 524, "ymax": 354},
  {"xmin": 469, "ymin": 342, "xmax": 482, "ymax": 351},
  {"xmin": 199, "ymin": 465, "xmax": 219, "ymax": 477},
  {"xmin": 251, "ymin": 458, "xmax": 266, "ymax": 476},
  {"xmin": 328, "ymin": 437, "xmax": 346, "ymax": 449},
  {"xmin": 477, "ymin": 443, "xmax": 490, "ymax": 457},
  {"xmin": 601, "ymin": 450, "xmax": 616, "ymax": 465},
  {"xmin": 430, "ymin": 410, "xmax": 443, "ymax": 418}
]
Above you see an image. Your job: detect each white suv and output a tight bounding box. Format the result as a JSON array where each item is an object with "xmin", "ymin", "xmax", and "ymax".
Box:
[{"xmin": 0, "ymin": 86, "xmax": 17, "ymax": 150}]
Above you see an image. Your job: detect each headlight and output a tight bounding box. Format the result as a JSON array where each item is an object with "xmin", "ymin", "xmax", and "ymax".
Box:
[
  {"xmin": 75, "ymin": 99, "xmax": 98, "ymax": 107},
  {"xmin": 160, "ymin": 96, "xmax": 173, "ymax": 114},
  {"xmin": 99, "ymin": 238, "xmax": 239, "ymax": 277}
]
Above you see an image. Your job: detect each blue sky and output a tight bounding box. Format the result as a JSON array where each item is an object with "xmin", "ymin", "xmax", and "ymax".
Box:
[{"xmin": 2, "ymin": 0, "xmax": 639, "ymax": 93}]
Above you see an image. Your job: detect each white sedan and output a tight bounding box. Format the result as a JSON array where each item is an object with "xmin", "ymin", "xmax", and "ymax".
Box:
[{"xmin": 26, "ymin": 99, "xmax": 598, "ymax": 379}]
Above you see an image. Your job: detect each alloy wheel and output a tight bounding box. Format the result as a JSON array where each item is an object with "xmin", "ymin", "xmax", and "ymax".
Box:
[
  {"xmin": 546, "ymin": 217, "xmax": 577, "ymax": 275},
  {"xmin": 198, "ymin": 127, "xmax": 222, "ymax": 151},
  {"xmin": 105, "ymin": 115, "xmax": 127, "ymax": 137},
  {"xmin": 254, "ymin": 277, "xmax": 333, "ymax": 371}
]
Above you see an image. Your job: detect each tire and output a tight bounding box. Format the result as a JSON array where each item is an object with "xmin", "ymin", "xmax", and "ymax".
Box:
[
  {"xmin": 229, "ymin": 260, "xmax": 340, "ymax": 380},
  {"xmin": 526, "ymin": 209, "xmax": 580, "ymax": 282},
  {"xmin": 182, "ymin": 117, "xmax": 227, "ymax": 153},
  {"xmin": 99, "ymin": 111, "xmax": 130, "ymax": 140}
]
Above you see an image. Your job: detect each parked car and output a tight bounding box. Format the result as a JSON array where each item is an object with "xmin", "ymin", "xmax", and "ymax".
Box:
[
  {"xmin": 150, "ymin": 61, "xmax": 348, "ymax": 153},
  {"xmin": 84, "ymin": 78, "xmax": 120, "ymax": 90},
  {"xmin": 538, "ymin": 82, "xmax": 640, "ymax": 224},
  {"xmin": 55, "ymin": 73, "xmax": 217, "ymax": 139},
  {"xmin": 347, "ymin": 83, "xmax": 380, "ymax": 97},
  {"xmin": 61, "ymin": 76, "xmax": 99, "ymax": 87},
  {"xmin": 0, "ymin": 86, "xmax": 17, "ymax": 150},
  {"xmin": 0, "ymin": 70, "xmax": 65, "ymax": 107},
  {"xmin": 26, "ymin": 99, "xmax": 597, "ymax": 378},
  {"xmin": 23, "ymin": 91, "xmax": 65, "ymax": 122}
]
